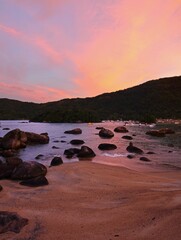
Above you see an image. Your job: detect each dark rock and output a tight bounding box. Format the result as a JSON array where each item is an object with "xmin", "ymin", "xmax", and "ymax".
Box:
[
  {"xmin": 64, "ymin": 128, "xmax": 82, "ymax": 135},
  {"xmin": 168, "ymin": 144, "xmax": 174, "ymax": 147},
  {"xmin": 127, "ymin": 154, "xmax": 134, "ymax": 159},
  {"xmin": 168, "ymin": 150, "xmax": 173, "ymax": 153},
  {"xmin": 1, "ymin": 129, "xmax": 27, "ymax": 150},
  {"xmin": 132, "ymin": 134, "xmax": 136, "ymax": 136},
  {"xmin": 64, "ymin": 148, "xmax": 80, "ymax": 158},
  {"xmin": 35, "ymin": 154, "xmax": 44, "ymax": 160},
  {"xmin": 126, "ymin": 142, "xmax": 143, "ymax": 154},
  {"xmin": 6, "ymin": 157, "xmax": 23, "ymax": 167},
  {"xmin": 70, "ymin": 139, "xmax": 85, "ymax": 145},
  {"xmin": 61, "ymin": 140, "xmax": 66, "ymax": 143},
  {"xmin": 140, "ymin": 157, "xmax": 151, "ymax": 162},
  {"xmin": 1, "ymin": 149, "xmax": 15, "ymax": 158},
  {"xmin": 114, "ymin": 126, "xmax": 128, "ymax": 133},
  {"xmin": 122, "ymin": 135, "xmax": 133, "ymax": 140},
  {"xmin": 146, "ymin": 130, "xmax": 165, "ymax": 137},
  {"xmin": 0, "ymin": 211, "xmax": 28, "ymax": 234},
  {"xmin": 11, "ymin": 161, "xmax": 47, "ymax": 180},
  {"xmin": 96, "ymin": 127, "xmax": 104, "ymax": 130},
  {"xmin": 20, "ymin": 176, "xmax": 49, "ymax": 187},
  {"xmin": 77, "ymin": 146, "xmax": 96, "ymax": 159},
  {"xmin": 50, "ymin": 157, "xmax": 63, "ymax": 166},
  {"xmin": 0, "ymin": 185, "xmax": 2, "ymax": 192},
  {"xmin": 53, "ymin": 140, "xmax": 60, "ymax": 143},
  {"xmin": 147, "ymin": 151, "xmax": 155, "ymax": 154},
  {"xmin": 25, "ymin": 131, "xmax": 49, "ymax": 144},
  {"xmin": 0, "ymin": 162, "xmax": 16, "ymax": 179},
  {"xmin": 2, "ymin": 128, "xmax": 10, "ymax": 130},
  {"xmin": 52, "ymin": 146, "xmax": 60, "ymax": 149},
  {"xmin": 98, "ymin": 143, "xmax": 117, "ymax": 150},
  {"xmin": 159, "ymin": 128, "xmax": 175, "ymax": 134},
  {"xmin": 99, "ymin": 128, "xmax": 114, "ymax": 138}
]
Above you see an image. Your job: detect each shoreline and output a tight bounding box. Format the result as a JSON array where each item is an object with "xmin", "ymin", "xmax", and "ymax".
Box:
[{"xmin": 1, "ymin": 161, "xmax": 181, "ymax": 240}]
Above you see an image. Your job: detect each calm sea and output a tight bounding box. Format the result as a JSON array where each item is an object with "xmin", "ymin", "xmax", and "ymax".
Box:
[{"xmin": 0, "ymin": 120, "xmax": 181, "ymax": 171}]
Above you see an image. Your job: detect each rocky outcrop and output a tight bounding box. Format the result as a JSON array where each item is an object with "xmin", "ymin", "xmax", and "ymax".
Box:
[
  {"xmin": 0, "ymin": 158, "xmax": 22, "ymax": 179},
  {"xmin": 20, "ymin": 176, "xmax": 49, "ymax": 187},
  {"xmin": 1, "ymin": 129, "xmax": 27, "ymax": 150},
  {"xmin": 114, "ymin": 126, "xmax": 128, "ymax": 133},
  {"xmin": 126, "ymin": 142, "xmax": 143, "ymax": 154},
  {"xmin": 64, "ymin": 128, "xmax": 82, "ymax": 134},
  {"xmin": 50, "ymin": 157, "xmax": 63, "ymax": 166},
  {"xmin": 11, "ymin": 161, "xmax": 47, "ymax": 180},
  {"xmin": 25, "ymin": 132, "xmax": 49, "ymax": 144},
  {"xmin": 1, "ymin": 129, "xmax": 49, "ymax": 150},
  {"xmin": 70, "ymin": 139, "xmax": 85, "ymax": 145},
  {"xmin": 99, "ymin": 128, "xmax": 114, "ymax": 138},
  {"xmin": 98, "ymin": 143, "xmax": 117, "ymax": 150},
  {"xmin": 77, "ymin": 146, "xmax": 96, "ymax": 159},
  {"xmin": 0, "ymin": 211, "xmax": 28, "ymax": 234}
]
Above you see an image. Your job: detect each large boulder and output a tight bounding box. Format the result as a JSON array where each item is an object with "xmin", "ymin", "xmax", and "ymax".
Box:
[
  {"xmin": 25, "ymin": 132, "xmax": 49, "ymax": 144},
  {"xmin": 98, "ymin": 143, "xmax": 117, "ymax": 150},
  {"xmin": 0, "ymin": 211, "xmax": 28, "ymax": 234},
  {"xmin": 99, "ymin": 128, "xmax": 114, "ymax": 138},
  {"xmin": 20, "ymin": 176, "xmax": 49, "ymax": 187},
  {"xmin": 114, "ymin": 126, "xmax": 128, "ymax": 133},
  {"xmin": 11, "ymin": 161, "xmax": 47, "ymax": 180},
  {"xmin": 6, "ymin": 157, "xmax": 23, "ymax": 168},
  {"xmin": 50, "ymin": 157, "xmax": 63, "ymax": 166},
  {"xmin": 1, "ymin": 129, "xmax": 49, "ymax": 150},
  {"xmin": 1, "ymin": 129, "xmax": 27, "ymax": 150},
  {"xmin": 146, "ymin": 130, "xmax": 165, "ymax": 137},
  {"xmin": 77, "ymin": 146, "xmax": 96, "ymax": 159},
  {"xmin": 64, "ymin": 128, "xmax": 82, "ymax": 135},
  {"xmin": 0, "ymin": 163, "xmax": 15, "ymax": 179},
  {"xmin": 70, "ymin": 139, "xmax": 85, "ymax": 145},
  {"xmin": 126, "ymin": 142, "xmax": 143, "ymax": 154}
]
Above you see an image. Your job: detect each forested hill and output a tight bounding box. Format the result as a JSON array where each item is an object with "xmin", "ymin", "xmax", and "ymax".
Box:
[{"xmin": 0, "ymin": 76, "xmax": 181, "ymax": 122}]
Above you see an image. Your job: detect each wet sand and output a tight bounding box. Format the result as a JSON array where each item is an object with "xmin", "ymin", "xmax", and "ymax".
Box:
[{"xmin": 0, "ymin": 160, "xmax": 181, "ymax": 240}]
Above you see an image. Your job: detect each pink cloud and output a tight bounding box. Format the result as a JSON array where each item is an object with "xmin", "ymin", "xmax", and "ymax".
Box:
[{"xmin": 0, "ymin": 81, "xmax": 71, "ymax": 102}]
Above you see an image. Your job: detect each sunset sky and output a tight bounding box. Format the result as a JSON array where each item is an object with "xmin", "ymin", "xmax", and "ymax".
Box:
[{"xmin": 0, "ymin": 0, "xmax": 181, "ymax": 103}]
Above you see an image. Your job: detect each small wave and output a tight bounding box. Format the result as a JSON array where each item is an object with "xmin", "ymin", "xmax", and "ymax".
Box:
[{"xmin": 102, "ymin": 153, "xmax": 128, "ymax": 158}]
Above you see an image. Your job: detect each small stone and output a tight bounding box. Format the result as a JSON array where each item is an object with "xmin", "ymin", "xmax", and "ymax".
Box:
[{"xmin": 50, "ymin": 157, "xmax": 63, "ymax": 166}]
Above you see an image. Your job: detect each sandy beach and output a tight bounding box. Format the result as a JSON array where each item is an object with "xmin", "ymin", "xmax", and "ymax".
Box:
[{"xmin": 1, "ymin": 159, "xmax": 181, "ymax": 240}]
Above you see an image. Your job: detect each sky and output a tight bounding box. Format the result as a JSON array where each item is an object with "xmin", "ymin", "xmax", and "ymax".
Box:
[{"xmin": 0, "ymin": 0, "xmax": 181, "ymax": 103}]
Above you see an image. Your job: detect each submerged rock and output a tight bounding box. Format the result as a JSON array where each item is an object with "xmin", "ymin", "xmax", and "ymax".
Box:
[
  {"xmin": 98, "ymin": 143, "xmax": 117, "ymax": 150},
  {"xmin": 50, "ymin": 157, "xmax": 63, "ymax": 166},
  {"xmin": 126, "ymin": 142, "xmax": 143, "ymax": 154},
  {"xmin": 140, "ymin": 157, "xmax": 151, "ymax": 162},
  {"xmin": 122, "ymin": 135, "xmax": 133, "ymax": 140},
  {"xmin": 35, "ymin": 154, "xmax": 44, "ymax": 160},
  {"xmin": 114, "ymin": 126, "xmax": 128, "ymax": 133},
  {"xmin": 146, "ymin": 130, "xmax": 165, "ymax": 137},
  {"xmin": 159, "ymin": 128, "xmax": 175, "ymax": 134},
  {"xmin": 64, "ymin": 128, "xmax": 82, "ymax": 135},
  {"xmin": 99, "ymin": 128, "xmax": 114, "ymax": 138},
  {"xmin": 77, "ymin": 146, "xmax": 96, "ymax": 159},
  {"xmin": 70, "ymin": 139, "xmax": 85, "ymax": 145},
  {"xmin": 11, "ymin": 161, "xmax": 47, "ymax": 180},
  {"xmin": 0, "ymin": 211, "xmax": 28, "ymax": 234},
  {"xmin": 20, "ymin": 176, "xmax": 49, "ymax": 187}
]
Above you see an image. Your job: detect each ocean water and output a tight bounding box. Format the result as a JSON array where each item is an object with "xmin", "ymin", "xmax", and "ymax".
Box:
[{"xmin": 0, "ymin": 120, "xmax": 181, "ymax": 171}]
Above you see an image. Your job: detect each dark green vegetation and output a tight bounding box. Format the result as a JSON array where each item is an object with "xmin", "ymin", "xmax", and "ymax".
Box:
[{"xmin": 0, "ymin": 76, "xmax": 181, "ymax": 122}]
